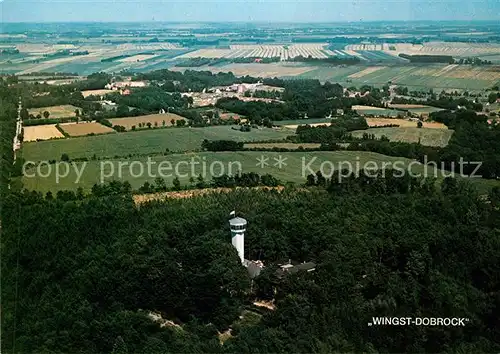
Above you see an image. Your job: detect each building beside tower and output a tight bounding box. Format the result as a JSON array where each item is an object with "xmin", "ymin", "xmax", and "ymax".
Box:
[{"xmin": 229, "ymin": 214, "xmax": 264, "ymax": 278}]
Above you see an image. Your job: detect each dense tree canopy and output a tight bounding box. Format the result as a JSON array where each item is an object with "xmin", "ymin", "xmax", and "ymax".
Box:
[{"xmin": 2, "ymin": 174, "xmax": 500, "ymax": 353}]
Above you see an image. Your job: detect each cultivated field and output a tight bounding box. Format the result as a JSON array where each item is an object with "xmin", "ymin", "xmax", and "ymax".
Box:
[
  {"xmin": 366, "ymin": 118, "xmax": 447, "ymax": 129},
  {"xmin": 389, "ymin": 104, "xmax": 444, "ymax": 115},
  {"xmin": 352, "ymin": 105, "xmax": 386, "ymax": 111},
  {"xmin": 353, "ymin": 105, "xmax": 403, "ymax": 117},
  {"xmin": 389, "ymin": 104, "xmax": 434, "ymax": 109},
  {"xmin": 351, "ymin": 127, "xmax": 454, "ymax": 147},
  {"xmin": 21, "ymin": 150, "xmax": 499, "ymax": 194},
  {"xmin": 173, "ymin": 62, "xmax": 317, "ymax": 78},
  {"xmin": 109, "ymin": 113, "xmax": 187, "ymax": 130},
  {"xmin": 177, "ymin": 43, "xmax": 339, "ymax": 61},
  {"xmin": 23, "ymin": 124, "xmax": 65, "ymax": 142},
  {"xmin": 20, "ymin": 151, "xmax": 437, "ymax": 193},
  {"xmin": 22, "ymin": 125, "xmax": 293, "ymax": 162},
  {"xmin": 360, "ymin": 41, "xmax": 500, "ymax": 57},
  {"xmin": 348, "ymin": 66, "xmax": 386, "ymax": 78},
  {"xmin": 300, "ymin": 64, "xmax": 500, "ymax": 90},
  {"xmin": 117, "ymin": 54, "xmax": 158, "ymax": 62},
  {"xmin": 59, "ymin": 122, "xmax": 115, "ymax": 137},
  {"xmin": 345, "ymin": 44, "xmax": 391, "ymax": 51},
  {"xmin": 0, "ymin": 41, "xmax": 188, "ymax": 75},
  {"xmin": 28, "ymin": 104, "xmax": 80, "ymax": 119}
]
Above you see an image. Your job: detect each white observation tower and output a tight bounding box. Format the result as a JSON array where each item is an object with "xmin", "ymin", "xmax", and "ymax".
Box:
[{"xmin": 229, "ymin": 215, "xmax": 247, "ymax": 264}]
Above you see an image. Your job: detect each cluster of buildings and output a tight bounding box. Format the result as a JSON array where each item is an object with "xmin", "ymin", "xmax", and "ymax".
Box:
[
  {"xmin": 228, "ymin": 214, "xmax": 315, "ymax": 279},
  {"xmin": 104, "ymin": 79, "xmax": 148, "ymax": 95},
  {"xmin": 210, "ymin": 82, "xmax": 285, "ymax": 95},
  {"xmin": 182, "ymin": 82, "xmax": 284, "ymax": 107}
]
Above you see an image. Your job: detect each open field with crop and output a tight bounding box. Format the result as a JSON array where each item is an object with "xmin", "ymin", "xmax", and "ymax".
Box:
[
  {"xmin": 23, "ymin": 124, "xmax": 64, "ymax": 142},
  {"xmin": 356, "ymin": 51, "xmax": 405, "ymax": 62},
  {"xmin": 172, "ymin": 62, "xmax": 317, "ymax": 78},
  {"xmin": 352, "ymin": 41, "xmax": 500, "ymax": 58},
  {"xmin": 351, "ymin": 127, "xmax": 454, "ymax": 147},
  {"xmin": 404, "ymin": 107, "xmax": 444, "ymax": 115},
  {"xmin": 352, "ymin": 105, "xmax": 386, "ymax": 111},
  {"xmin": 348, "ymin": 66, "xmax": 386, "ymax": 78},
  {"xmin": 299, "ymin": 64, "xmax": 500, "ymax": 90},
  {"xmin": 244, "ymin": 143, "xmax": 321, "ymax": 149},
  {"xmin": 353, "ymin": 106, "xmax": 403, "ymax": 117},
  {"xmin": 20, "ymin": 150, "xmax": 499, "ymax": 194},
  {"xmin": 389, "ymin": 104, "xmax": 436, "ymax": 109},
  {"xmin": 117, "ymin": 54, "xmax": 158, "ymax": 62},
  {"xmin": 0, "ymin": 41, "xmax": 191, "ymax": 75},
  {"xmin": 22, "ymin": 125, "xmax": 293, "ymax": 162},
  {"xmin": 109, "ymin": 113, "xmax": 187, "ymax": 130},
  {"xmin": 297, "ymin": 65, "xmax": 363, "ymax": 81},
  {"xmin": 18, "ymin": 151, "xmax": 437, "ymax": 192},
  {"xmin": 28, "ymin": 104, "xmax": 80, "ymax": 119},
  {"xmin": 366, "ymin": 118, "xmax": 447, "ymax": 129},
  {"xmin": 177, "ymin": 44, "xmax": 338, "ymax": 61},
  {"xmin": 59, "ymin": 122, "xmax": 115, "ymax": 137}
]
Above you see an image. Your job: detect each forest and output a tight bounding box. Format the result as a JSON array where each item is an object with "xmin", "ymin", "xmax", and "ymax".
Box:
[{"xmin": 2, "ymin": 172, "xmax": 500, "ymax": 353}]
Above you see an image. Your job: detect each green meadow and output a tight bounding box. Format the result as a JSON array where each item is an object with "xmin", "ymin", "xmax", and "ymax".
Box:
[
  {"xmin": 22, "ymin": 125, "xmax": 293, "ymax": 162},
  {"xmin": 20, "ymin": 150, "xmax": 497, "ymax": 193}
]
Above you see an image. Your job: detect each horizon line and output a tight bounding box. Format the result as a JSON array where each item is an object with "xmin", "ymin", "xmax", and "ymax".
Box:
[{"xmin": 2, "ymin": 19, "xmax": 500, "ymax": 24}]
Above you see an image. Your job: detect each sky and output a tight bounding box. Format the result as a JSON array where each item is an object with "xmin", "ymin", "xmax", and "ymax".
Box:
[{"xmin": 1, "ymin": 0, "xmax": 499, "ymax": 23}]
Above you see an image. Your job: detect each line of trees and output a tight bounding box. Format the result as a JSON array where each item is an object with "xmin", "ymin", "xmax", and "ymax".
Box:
[
  {"xmin": 399, "ymin": 53, "xmax": 454, "ymax": 64},
  {"xmin": 2, "ymin": 173, "xmax": 500, "ymax": 353},
  {"xmin": 0, "ymin": 78, "xmax": 20, "ymax": 199}
]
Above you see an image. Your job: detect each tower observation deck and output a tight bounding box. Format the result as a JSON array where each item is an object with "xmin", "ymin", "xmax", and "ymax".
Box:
[{"xmin": 229, "ymin": 217, "xmax": 247, "ymax": 264}]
